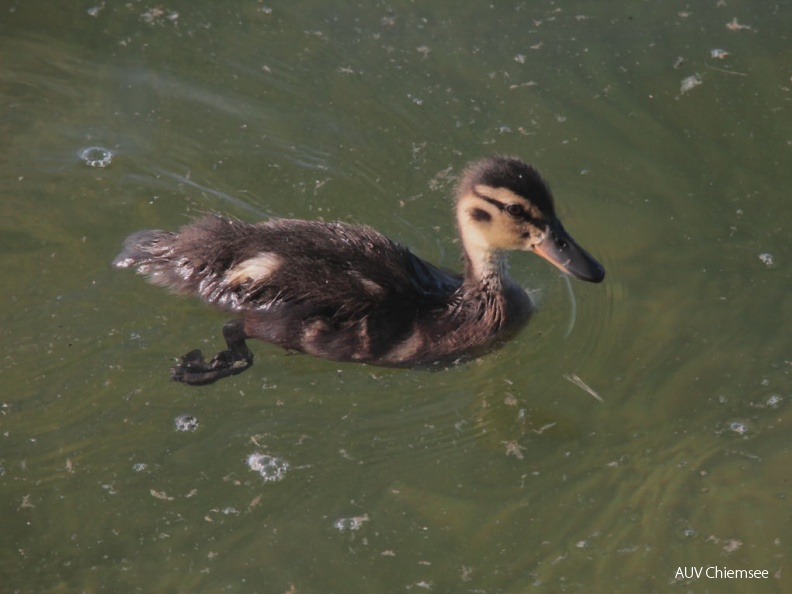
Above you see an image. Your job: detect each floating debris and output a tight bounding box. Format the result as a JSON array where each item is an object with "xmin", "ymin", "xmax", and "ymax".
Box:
[
  {"xmin": 141, "ymin": 7, "xmax": 179, "ymax": 25},
  {"xmin": 509, "ymin": 81, "xmax": 538, "ymax": 90},
  {"xmin": 705, "ymin": 64, "xmax": 747, "ymax": 77},
  {"xmin": 503, "ymin": 440, "xmax": 526, "ymax": 459},
  {"xmin": 87, "ymin": 2, "xmax": 105, "ymax": 17},
  {"xmin": 680, "ymin": 74, "xmax": 703, "ymax": 94},
  {"xmin": 722, "ymin": 538, "xmax": 743, "ymax": 553},
  {"xmin": 563, "ymin": 373, "xmax": 604, "ymax": 403},
  {"xmin": 710, "ymin": 48, "xmax": 730, "ymax": 59},
  {"xmin": 726, "ymin": 17, "xmax": 752, "ymax": 32}
]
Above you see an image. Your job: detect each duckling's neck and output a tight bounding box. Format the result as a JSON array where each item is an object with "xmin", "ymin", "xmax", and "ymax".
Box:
[
  {"xmin": 456, "ymin": 213, "xmax": 511, "ymax": 287},
  {"xmin": 462, "ymin": 246, "xmax": 510, "ymax": 289}
]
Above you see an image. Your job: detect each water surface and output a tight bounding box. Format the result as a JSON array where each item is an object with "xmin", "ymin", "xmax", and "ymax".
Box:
[{"xmin": 1, "ymin": 1, "xmax": 790, "ymax": 592}]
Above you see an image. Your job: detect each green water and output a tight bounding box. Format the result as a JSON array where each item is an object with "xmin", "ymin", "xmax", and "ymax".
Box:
[{"xmin": 2, "ymin": 1, "xmax": 790, "ymax": 592}]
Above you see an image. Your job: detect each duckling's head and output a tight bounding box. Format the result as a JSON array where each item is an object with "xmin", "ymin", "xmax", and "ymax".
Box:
[{"xmin": 455, "ymin": 156, "xmax": 605, "ymax": 283}]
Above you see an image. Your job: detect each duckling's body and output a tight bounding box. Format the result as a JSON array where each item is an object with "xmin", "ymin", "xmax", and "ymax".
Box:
[{"xmin": 114, "ymin": 156, "xmax": 604, "ymax": 385}]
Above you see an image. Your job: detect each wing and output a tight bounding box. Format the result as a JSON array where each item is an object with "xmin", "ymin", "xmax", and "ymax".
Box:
[
  {"xmin": 232, "ymin": 219, "xmax": 463, "ymax": 320},
  {"xmin": 127, "ymin": 215, "xmax": 463, "ymax": 321}
]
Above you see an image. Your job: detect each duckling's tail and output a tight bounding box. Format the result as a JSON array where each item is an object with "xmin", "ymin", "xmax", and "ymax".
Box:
[{"xmin": 113, "ymin": 217, "xmax": 251, "ymax": 302}]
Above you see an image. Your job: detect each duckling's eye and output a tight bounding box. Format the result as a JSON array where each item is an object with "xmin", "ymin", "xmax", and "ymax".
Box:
[{"xmin": 505, "ymin": 203, "xmax": 524, "ymax": 218}]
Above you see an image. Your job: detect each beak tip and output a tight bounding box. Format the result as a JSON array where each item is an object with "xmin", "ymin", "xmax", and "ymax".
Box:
[
  {"xmin": 567, "ymin": 262, "xmax": 605, "ymax": 283},
  {"xmin": 586, "ymin": 263, "xmax": 606, "ymax": 284}
]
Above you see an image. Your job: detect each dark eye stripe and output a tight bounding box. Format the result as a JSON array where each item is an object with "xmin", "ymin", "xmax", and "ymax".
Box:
[
  {"xmin": 473, "ymin": 190, "xmax": 507, "ymax": 211},
  {"xmin": 474, "ymin": 191, "xmax": 526, "ymax": 218},
  {"xmin": 472, "ymin": 189, "xmax": 547, "ymax": 228}
]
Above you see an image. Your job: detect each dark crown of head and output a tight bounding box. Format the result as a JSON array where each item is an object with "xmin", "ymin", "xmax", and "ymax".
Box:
[{"xmin": 463, "ymin": 156, "xmax": 556, "ymax": 217}]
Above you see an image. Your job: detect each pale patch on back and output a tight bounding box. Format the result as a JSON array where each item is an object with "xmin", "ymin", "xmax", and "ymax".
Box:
[
  {"xmin": 382, "ymin": 328, "xmax": 425, "ymax": 364},
  {"xmin": 353, "ymin": 317, "xmax": 372, "ymax": 361},
  {"xmin": 225, "ymin": 252, "xmax": 282, "ymax": 286},
  {"xmin": 359, "ymin": 277, "xmax": 385, "ymax": 297}
]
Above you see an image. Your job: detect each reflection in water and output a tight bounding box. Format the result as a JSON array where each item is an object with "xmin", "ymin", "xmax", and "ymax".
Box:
[{"xmin": 1, "ymin": 1, "xmax": 790, "ymax": 592}]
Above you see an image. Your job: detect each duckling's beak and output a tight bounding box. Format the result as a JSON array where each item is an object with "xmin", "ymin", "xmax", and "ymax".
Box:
[{"xmin": 533, "ymin": 220, "xmax": 605, "ymax": 283}]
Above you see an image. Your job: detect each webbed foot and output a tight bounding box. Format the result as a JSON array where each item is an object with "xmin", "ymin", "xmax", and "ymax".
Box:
[
  {"xmin": 170, "ymin": 348, "xmax": 253, "ymax": 386},
  {"xmin": 170, "ymin": 319, "xmax": 254, "ymax": 386}
]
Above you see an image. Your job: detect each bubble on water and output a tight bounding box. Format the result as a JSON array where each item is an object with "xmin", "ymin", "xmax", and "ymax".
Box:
[
  {"xmin": 728, "ymin": 421, "xmax": 749, "ymax": 435},
  {"xmin": 675, "ymin": 525, "xmax": 698, "ymax": 541},
  {"xmin": 334, "ymin": 513, "xmax": 370, "ymax": 532},
  {"xmin": 247, "ymin": 453, "xmax": 289, "ymax": 482},
  {"xmin": 671, "ymin": 520, "xmax": 700, "ymax": 543},
  {"xmin": 174, "ymin": 414, "xmax": 199, "ymax": 432},
  {"xmin": 766, "ymin": 394, "xmax": 783, "ymax": 408},
  {"xmin": 132, "ymin": 463, "xmax": 148, "ymax": 472},
  {"xmin": 79, "ymin": 146, "xmax": 114, "ymax": 168},
  {"xmin": 758, "ymin": 253, "xmax": 774, "ymax": 267}
]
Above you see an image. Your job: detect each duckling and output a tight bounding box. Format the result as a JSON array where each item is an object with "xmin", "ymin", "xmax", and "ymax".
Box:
[{"xmin": 113, "ymin": 156, "xmax": 604, "ymax": 385}]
